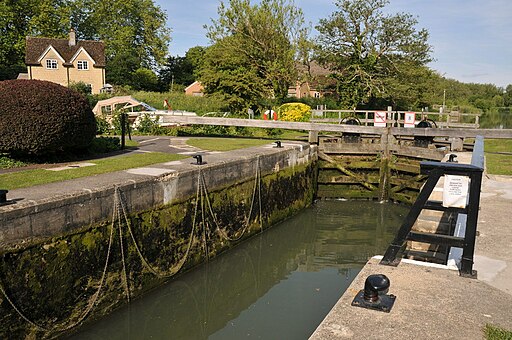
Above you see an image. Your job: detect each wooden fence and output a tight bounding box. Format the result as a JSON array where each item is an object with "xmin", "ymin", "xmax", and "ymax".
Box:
[
  {"xmin": 310, "ymin": 109, "xmax": 480, "ymax": 129},
  {"xmin": 159, "ymin": 115, "xmax": 511, "ymax": 142}
]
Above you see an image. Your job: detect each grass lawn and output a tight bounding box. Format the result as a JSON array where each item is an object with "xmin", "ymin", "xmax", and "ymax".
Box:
[
  {"xmin": 0, "ymin": 152, "xmax": 186, "ymax": 190},
  {"xmin": 186, "ymin": 137, "xmax": 271, "ymax": 151},
  {"xmin": 484, "ymin": 324, "xmax": 512, "ymax": 340},
  {"xmin": 278, "ymin": 130, "xmax": 309, "ymax": 140},
  {"xmin": 484, "ymin": 139, "xmax": 512, "ymax": 176}
]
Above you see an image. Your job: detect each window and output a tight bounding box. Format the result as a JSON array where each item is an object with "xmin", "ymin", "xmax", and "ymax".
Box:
[
  {"xmin": 101, "ymin": 105, "xmax": 112, "ymax": 114},
  {"xmin": 77, "ymin": 60, "xmax": 89, "ymax": 70},
  {"xmin": 46, "ymin": 59, "xmax": 58, "ymax": 69}
]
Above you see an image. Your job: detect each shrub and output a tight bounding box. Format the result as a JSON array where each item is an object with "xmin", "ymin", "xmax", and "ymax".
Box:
[
  {"xmin": 0, "ymin": 80, "xmax": 96, "ymax": 157},
  {"xmin": 278, "ymin": 103, "xmax": 311, "ymax": 122},
  {"xmin": 96, "ymin": 116, "xmax": 111, "ymax": 135},
  {"xmin": 136, "ymin": 113, "xmax": 161, "ymax": 134},
  {"xmin": 68, "ymin": 81, "xmax": 92, "ymax": 95},
  {"xmin": 87, "ymin": 136, "xmax": 120, "ymax": 154},
  {"xmin": 0, "ymin": 154, "xmax": 27, "ymax": 169}
]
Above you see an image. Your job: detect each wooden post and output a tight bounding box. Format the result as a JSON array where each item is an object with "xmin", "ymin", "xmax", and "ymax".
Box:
[
  {"xmin": 308, "ymin": 130, "xmax": 319, "ymax": 145},
  {"xmin": 450, "ymin": 137, "xmax": 464, "ymax": 151},
  {"xmin": 121, "ymin": 113, "xmax": 126, "ymax": 149}
]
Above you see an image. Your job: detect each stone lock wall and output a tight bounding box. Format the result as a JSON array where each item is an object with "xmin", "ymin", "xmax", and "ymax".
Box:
[{"xmin": 0, "ymin": 145, "xmax": 317, "ymax": 339}]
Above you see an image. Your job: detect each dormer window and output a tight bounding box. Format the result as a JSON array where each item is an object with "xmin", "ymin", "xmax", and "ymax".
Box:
[
  {"xmin": 46, "ymin": 59, "xmax": 58, "ymax": 69},
  {"xmin": 77, "ymin": 60, "xmax": 89, "ymax": 70}
]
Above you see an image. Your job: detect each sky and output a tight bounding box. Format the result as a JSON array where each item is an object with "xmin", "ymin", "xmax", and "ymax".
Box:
[{"xmin": 155, "ymin": 0, "xmax": 512, "ymax": 88}]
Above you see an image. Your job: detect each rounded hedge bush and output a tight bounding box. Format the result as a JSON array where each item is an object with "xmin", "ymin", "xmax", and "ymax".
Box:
[{"xmin": 0, "ymin": 79, "xmax": 96, "ymax": 156}]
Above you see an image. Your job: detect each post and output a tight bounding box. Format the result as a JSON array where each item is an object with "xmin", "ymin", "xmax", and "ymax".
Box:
[
  {"xmin": 443, "ymin": 89, "xmax": 446, "ymax": 113},
  {"xmin": 121, "ymin": 113, "xmax": 126, "ymax": 149},
  {"xmin": 450, "ymin": 137, "xmax": 464, "ymax": 151},
  {"xmin": 0, "ymin": 189, "xmax": 7, "ymax": 204},
  {"xmin": 460, "ymin": 169, "xmax": 482, "ymax": 277},
  {"xmin": 308, "ymin": 130, "xmax": 319, "ymax": 145}
]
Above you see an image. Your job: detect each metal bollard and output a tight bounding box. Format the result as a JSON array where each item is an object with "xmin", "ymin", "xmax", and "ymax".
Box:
[
  {"xmin": 341, "ymin": 117, "xmax": 362, "ymax": 143},
  {"xmin": 351, "ymin": 274, "xmax": 396, "ymax": 312},
  {"xmin": 0, "ymin": 189, "xmax": 7, "ymax": 204},
  {"xmin": 192, "ymin": 154, "xmax": 206, "ymax": 165},
  {"xmin": 414, "ymin": 119, "xmax": 436, "ymax": 148},
  {"xmin": 447, "ymin": 154, "xmax": 458, "ymax": 163}
]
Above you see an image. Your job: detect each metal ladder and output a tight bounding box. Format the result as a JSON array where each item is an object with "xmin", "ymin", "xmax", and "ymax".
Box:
[{"xmin": 380, "ymin": 136, "xmax": 484, "ymax": 277}]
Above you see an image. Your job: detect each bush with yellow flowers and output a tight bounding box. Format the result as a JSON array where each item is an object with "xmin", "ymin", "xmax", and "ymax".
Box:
[{"xmin": 277, "ymin": 103, "xmax": 311, "ymax": 122}]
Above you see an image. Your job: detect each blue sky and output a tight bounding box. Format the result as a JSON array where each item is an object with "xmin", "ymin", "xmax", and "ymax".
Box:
[{"xmin": 155, "ymin": 0, "xmax": 512, "ymax": 88}]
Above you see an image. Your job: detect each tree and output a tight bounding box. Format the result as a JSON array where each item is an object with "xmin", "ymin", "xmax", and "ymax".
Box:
[
  {"xmin": 200, "ymin": 40, "xmax": 267, "ymax": 112},
  {"xmin": 72, "ymin": 0, "xmax": 170, "ymax": 85},
  {"xmin": 0, "ymin": 0, "xmax": 170, "ymax": 85},
  {"xmin": 0, "ymin": 0, "xmax": 71, "ymax": 80},
  {"xmin": 158, "ymin": 47, "xmax": 206, "ymax": 91},
  {"xmin": 131, "ymin": 68, "xmax": 159, "ymax": 91},
  {"xmin": 106, "ymin": 51, "xmax": 141, "ymax": 86},
  {"xmin": 201, "ymin": 0, "xmax": 309, "ymax": 112},
  {"xmin": 504, "ymin": 85, "xmax": 512, "ymax": 107},
  {"xmin": 315, "ymin": 0, "xmax": 433, "ymax": 108},
  {"xmin": 185, "ymin": 46, "xmax": 207, "ymax": 74}
]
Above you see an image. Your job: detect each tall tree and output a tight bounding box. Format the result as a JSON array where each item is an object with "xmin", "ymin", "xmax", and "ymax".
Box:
[
  {"xmin": 0, "ymin": 0, "xmax": 71, "ymax": 79},
  {"xmin": 71, "ymin": 0, "xmax": 170, "ymax": 85},
  {"xmin": 201, "ymin": 0, "xmax": 309, "ymax": 112},
  {"xmin": 504, "ymin": 85, "xmax": 512, "ymax": 107},
  {"xmin": 0, "ymin": 0, "xmax": 170, "ymax": 84},
  {"xmin": 315, "ymin": 0, "xmax": 432, "ymax": 108},
  {"xmin": 158, "ymin": 47, "xmax": 206, "ymax": 91}
]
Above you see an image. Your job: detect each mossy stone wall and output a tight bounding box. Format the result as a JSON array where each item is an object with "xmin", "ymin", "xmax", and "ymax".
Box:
[{"xmin": 0, "ymin": 158, "xmax": 316, "ymax": 339}]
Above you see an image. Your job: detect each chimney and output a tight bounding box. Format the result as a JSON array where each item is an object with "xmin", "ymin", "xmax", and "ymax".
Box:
[{"xmin": 69, "ymin": 28, "xmax": 76, "ymax": 46}]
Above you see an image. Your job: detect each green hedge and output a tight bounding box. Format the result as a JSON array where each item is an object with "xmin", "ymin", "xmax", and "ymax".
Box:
[{"xmin": 0, "ymin": 80, "xmax": 96, "ymax": 156}]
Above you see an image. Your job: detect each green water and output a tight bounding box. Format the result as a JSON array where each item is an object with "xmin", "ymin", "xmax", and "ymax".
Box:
[{"xmin": 69, "ymin": 200, "xmax": 407, "ymax": 340}]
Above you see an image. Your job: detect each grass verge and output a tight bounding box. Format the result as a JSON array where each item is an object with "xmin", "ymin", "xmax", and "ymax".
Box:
[
  {"xmin": 186, "ymin": 137, "xmax": 272, "ymax": 151},
  {"xmin": 484, "ymin": 324, "xmax": 512, "ymax": 340},
  {"xmin": 484, "ymin": 139, "xmax": 512, "ymax": 176},
  {"xmin": 0, "ymin": 152, "xmax": 186, "ymax": 190}
]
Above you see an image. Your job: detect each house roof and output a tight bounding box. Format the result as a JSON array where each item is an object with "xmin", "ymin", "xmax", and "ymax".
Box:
[
  {"xmin": 184, "ymin": 81, "xmax": 203, "ymax": 91},
  {"xmin": 25, "ymin": 36, "xmax": 106, "ymax": 67},
  {"xmin": 297, "ymin": 61, "xmax": 333, "ymax": 77}
]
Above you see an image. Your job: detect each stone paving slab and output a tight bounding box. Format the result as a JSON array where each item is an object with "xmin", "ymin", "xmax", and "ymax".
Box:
[
  {"xmin": 309, "ymin": 257, "xmax": 512, "ymax": 340},
  {"xmin": 2, "ymin": 141, "xmax": 307, "ymax": 207}
]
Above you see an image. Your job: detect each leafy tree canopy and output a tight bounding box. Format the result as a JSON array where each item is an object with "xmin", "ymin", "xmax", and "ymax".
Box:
[
  {"xmin": 200, "ymin": 0, "xmax": 309, "ymax": 113},
  {"xmin": 0, "ymin": 0, "xmax": 170, "ymax": 86},
  {"xmin": 315, "ymin": 0, "xmax": 433, "ymax": 108},
  {"xmin": 0, "ymin": 0, "xmax": 71, "ymax": 71},
  {"xmin": 158, "ymin": 46, "xmax": 206, "ymax": 91}
]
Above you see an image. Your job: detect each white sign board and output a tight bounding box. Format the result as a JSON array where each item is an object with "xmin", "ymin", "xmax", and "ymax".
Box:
[
  {"xmin": 404, "ymin": 112, "xmax": 416, "ymax": 128},
  {"xmin": 374, "ymin": 111, "xmax": 387, "ymax": 127},
  {"xmin": 442, "ymin": 175, "xmax": 469, "ymax": 208}
]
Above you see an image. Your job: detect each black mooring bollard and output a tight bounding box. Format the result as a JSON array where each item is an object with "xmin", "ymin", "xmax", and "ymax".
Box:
[
  {"xmin": 351, "ymin": 274, "xmax": 396, "ymax": 312},
  {"xmin": 0, "ymin": 189, "xmax": 8, "ymax": 204},
  {"xmin": 192, "ymin": 155, "xmax": 206, "ymax": 165},
  {"xmin": 274, "ymin": 141, "xmax": 282, "ymax": 148},
  {"xmin": 447, "ymin": 154, "xmax": 458, "ymax": 163},
  {"xmin": 363, "ymin": 274, "xmax": 390, "ymax": 302}
]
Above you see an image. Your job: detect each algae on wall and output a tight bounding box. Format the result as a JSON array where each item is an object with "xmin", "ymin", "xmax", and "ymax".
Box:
[{"xmin": 0, "ymin": 161, "xmax": 315, "ymax": 339}]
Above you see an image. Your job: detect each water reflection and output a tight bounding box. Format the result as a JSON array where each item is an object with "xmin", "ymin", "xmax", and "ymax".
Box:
[{"xmin": 70, "ymin": 200, "xmax": 407, "ymax": 340}]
